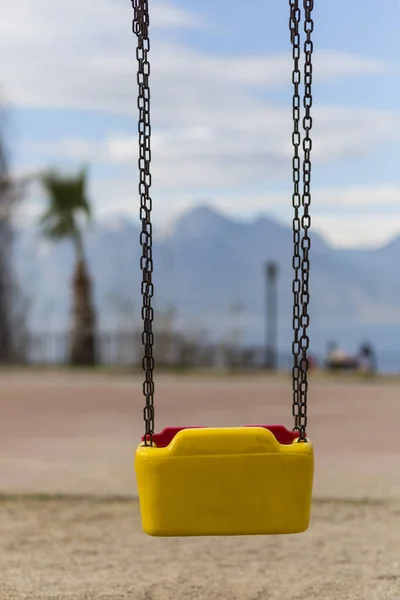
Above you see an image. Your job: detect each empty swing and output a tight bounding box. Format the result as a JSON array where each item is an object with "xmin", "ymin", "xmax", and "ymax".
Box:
[{"xmin": 132, "ymin": 0, "xmax": 315, "ymax": 537}]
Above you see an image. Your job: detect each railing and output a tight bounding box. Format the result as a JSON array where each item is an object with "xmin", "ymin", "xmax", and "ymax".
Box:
[
  {"xmin": 9, "ymin": 330, "xmax": 293, "ymax": 371},
  {"xmin": 3, "ymin": 330, "xmax": 400, "ymax": 374}
]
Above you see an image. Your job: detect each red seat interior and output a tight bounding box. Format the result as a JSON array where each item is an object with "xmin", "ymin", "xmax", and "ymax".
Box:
[{"xmin": 142, "ymin": 425, "xmax": 299, "ymax": 447}]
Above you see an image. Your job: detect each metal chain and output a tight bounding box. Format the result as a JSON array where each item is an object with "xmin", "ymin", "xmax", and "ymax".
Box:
[
  {"xmin": 132, "ymin": 0, "xmax": 313, "ymax": 444},
  {"xmin": 132, "ymin": 0, "xmax": 155, "ymax": 446},
  {"xmin": 290, "ymin": 0, "xmax": 314, "ymax": 441},
  {"xmin": 289, "ymin": 0, "xmax": 302, "ymax": 437}
]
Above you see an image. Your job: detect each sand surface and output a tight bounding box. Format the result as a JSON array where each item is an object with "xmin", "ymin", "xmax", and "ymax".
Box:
[
  {"xmin": 0, "ymin": 371, "xmax": 399, "ymax": 599},
  {"xmin": 1, "ymin": 496, "xmax": 399, "ymax": 600}
]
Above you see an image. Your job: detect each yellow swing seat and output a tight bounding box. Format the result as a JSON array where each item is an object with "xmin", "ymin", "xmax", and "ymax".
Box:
[{"xmin": 135, "ymin": 425, "xmax": 314, "ymax": 537}]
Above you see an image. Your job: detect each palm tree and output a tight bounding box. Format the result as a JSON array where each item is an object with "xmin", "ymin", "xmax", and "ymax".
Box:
[{"xmin": 40, "ymin": 166, "xmax": 97, "ymax": 365}]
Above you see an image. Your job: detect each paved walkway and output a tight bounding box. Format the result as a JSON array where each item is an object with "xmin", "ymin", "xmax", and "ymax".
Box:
[{"xmin": 1, "ymin": 372, "xmax": 399, "ymax": 499}]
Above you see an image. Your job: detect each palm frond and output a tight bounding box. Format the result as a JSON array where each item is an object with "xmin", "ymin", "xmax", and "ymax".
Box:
[{"xmin": 39, "ymin": 167, "xmax": 92, "ymax": 242}]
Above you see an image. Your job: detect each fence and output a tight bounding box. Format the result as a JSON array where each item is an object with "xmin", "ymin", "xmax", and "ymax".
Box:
[
  {"xmin": 6, "ymin": 329, "xmax": 400, "ymax": 374},
  {"xmin": 13, "ymin": 329, "xmax": 295, "ymax": 371}
]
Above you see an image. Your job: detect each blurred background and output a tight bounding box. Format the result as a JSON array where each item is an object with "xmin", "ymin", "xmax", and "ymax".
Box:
[
  {"xmin": 1, "ymin": 2, "xmax": 400, "ymax": 598},
  {"xmin": 0, "ymin": 0, "xmax": 400, "ymax": 372}
]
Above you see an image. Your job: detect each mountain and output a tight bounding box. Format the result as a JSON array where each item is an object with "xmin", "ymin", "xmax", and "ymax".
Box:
[{"xmin": 12, "ymin": 204, "xmax": 400, "ymax": 355}]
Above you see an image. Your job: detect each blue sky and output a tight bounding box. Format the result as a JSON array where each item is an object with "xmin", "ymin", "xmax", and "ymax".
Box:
[{"xmin": 1, "ymin": 0, "xmax": 400, "ymax": 247}]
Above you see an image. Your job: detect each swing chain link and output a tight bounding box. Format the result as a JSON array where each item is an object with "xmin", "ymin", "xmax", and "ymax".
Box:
[
  {"xmin": 132, "ymin": 0, "xmax": 313, "ymax": 444},
  {"xmin": 132, "ymin": 0, "xmax": 155, "ymax": 446},
  {"xmin": 289, "ymin": 0, "xmax": 302, "ymax": 437},
  {"xmin": 290, "ymin": 0, "xmax": 314, "ymax": 442}
]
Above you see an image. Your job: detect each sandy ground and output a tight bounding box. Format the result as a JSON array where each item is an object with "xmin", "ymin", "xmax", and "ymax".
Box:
[
  {"xmin": 0, "ymin": 371, "xmax": 399, "ymax": 599},
  {"xmin": 0, "ymin": 495, "xmax": 399, "ymax": 600}
]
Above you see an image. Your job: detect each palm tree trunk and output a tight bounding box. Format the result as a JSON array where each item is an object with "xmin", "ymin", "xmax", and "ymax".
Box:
[{"xmin": 70, "ymin": 234, "xmax": 97, "ymax": 365}]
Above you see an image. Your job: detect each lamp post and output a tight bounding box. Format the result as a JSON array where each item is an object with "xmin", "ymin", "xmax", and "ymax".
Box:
[{"xmin": 264, "ymin": 261, "xmax": 278, "ymax": 370}]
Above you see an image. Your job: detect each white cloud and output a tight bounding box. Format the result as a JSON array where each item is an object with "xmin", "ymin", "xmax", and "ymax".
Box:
[
  {"xmin": 0, "ymin": 0, "xmax": 202, "ymax": 40},
  {"xmin": 3, "ymin": 1, "xmax": 400, "ymax": 189},
  {"xmin": 24, "ymin": 102, "xmax": 400, "ymax": 194},
  {"xmin": 0, "ymin": 0, "xmax": 396, "ymax": 114},
  {"xmin": 312, "ymin": 214, "xmax": 400, "ymax": 248},
  {"xmin": 313, "ymin": 184, "xmax": 400, "ymax": 207},
  {"xmin": 3, "ymin": 0, "xmax": 400, "ymax": 249},
  {"xmin": 5, "ymin": 1, "xmax": 398, "ymax": 198},
  {"xmin": 207, "ymin": 184, "xmax": 399, "ymax": 212},
  {"xmin": 150, "ymin": 2, "xmax": 204, "ymax": 28}
]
